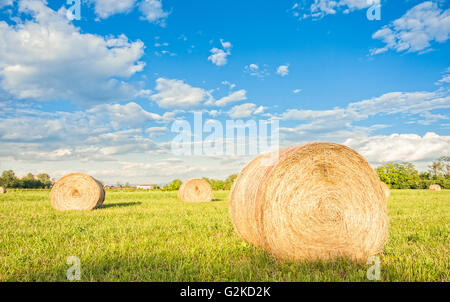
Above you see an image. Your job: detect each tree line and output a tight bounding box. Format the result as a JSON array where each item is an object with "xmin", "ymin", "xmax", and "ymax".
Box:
[
  {"xmin": 0, "ymin": 170, "xmax": 52, "ymax": 189},
  {"xmin": 1, "ymin": 156, "xmax": 448, "ymax": 190},
  {"xmin": 376, "ymin": 156, "xmax": 450, "ymax": 189}
]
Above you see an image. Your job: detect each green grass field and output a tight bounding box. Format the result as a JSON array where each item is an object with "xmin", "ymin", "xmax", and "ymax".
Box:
[{"xmin": 0, "ymin": 189, "xmax": 448, "ymax": 282}]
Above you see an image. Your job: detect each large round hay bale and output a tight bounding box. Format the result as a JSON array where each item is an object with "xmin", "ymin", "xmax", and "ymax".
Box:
[
  {"xmin": 429, "ymin": 184, "xmax": 442, "ymax": 191},
  {"xmin": 178, "ymin": 179, "xmax": 213, "ymax": 202},
  {"xmin": 229, "ymin": 142, "xmax": 389, "ymax": 262},
  {"xmin": 0, "ymin": 187, "xmax": 6, "ymax": 194},
  {"xmin": 50, "ymin": 173, "xmax": 105, "ymax": 211},
  {"xmin": 380, "ymin": 182, "xmax": 390, "ymax": 200}
]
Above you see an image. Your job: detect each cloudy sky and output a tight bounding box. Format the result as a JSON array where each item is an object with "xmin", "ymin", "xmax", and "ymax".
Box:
[{"xmin": 0, "ymin": 0, "xmax": 449, "ymax": 185}]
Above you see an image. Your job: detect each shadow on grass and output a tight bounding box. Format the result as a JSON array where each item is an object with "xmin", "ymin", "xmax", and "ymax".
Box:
[{"xmin": 99, "ymin": 202, "xmax": 142, "ymax": 209}]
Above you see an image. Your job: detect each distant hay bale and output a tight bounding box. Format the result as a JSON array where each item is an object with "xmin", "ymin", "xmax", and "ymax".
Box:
[
  {"xmin": 0, "ymin": 187, "xmax": 6, "ymax": 194},
  {"xmin": 429, "ymin": 184, "xmax": 442, "ymax": 191},
  {"xmin": 380, "ymin": 182, "xmax": 390, "ymax": 200},
  {"xmin": 229, "ymin": 142, "xmax": 389, "ymax": 262},
  {"xmin": 50, "ymin": 173, "xmax": 105, "ymax": 211},
  {"xmin": 178, "ymin": 179, "xmax": 213, "ymax": 202}
]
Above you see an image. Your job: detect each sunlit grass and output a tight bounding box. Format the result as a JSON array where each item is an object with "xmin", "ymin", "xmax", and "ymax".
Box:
[{"xmin": 0, "ymin": 189, "xmax": 448, "ymax": 281}]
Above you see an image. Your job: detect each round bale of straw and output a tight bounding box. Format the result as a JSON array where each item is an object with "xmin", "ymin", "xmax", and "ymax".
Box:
[
  {"xmin": 429, "ymin": 184, "xmax": 442, "ymax": 191},
  {"xmin": 0, "ymin": 187, "xmax": 6, "ymax": 194},
  {"xmin": 229, "ymin": 142, "xmax": 389, "ymax": 262},
  {"xmin": 380, "ymin": 182, "xmax": 390, "ymax": 200},
  {"xmin": 178, "ymin": 179, "xmax": 213, "ymax": 202},
  {"xmin": 50, "ymin": 173, "xmax": 105, "ymax": 211}
]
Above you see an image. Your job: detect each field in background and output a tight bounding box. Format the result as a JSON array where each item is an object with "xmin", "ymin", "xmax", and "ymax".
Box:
[{"xmin": 0, "ymin": 190, "xmax": 448, "ymax": 281}]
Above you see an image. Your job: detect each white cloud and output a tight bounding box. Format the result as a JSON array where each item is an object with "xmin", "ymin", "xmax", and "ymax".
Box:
[
  {"xmin": 88, "ymin": 102, "xmax": 162, "ymax": 130},
  {"xmin": 228, "ymin": 103, "xmax": 265, "ymax": 119},
  {"xmin": 244, "ymin": 64, "xmax": 269, "ymax": 78},
  {"xmin": 146, "ymin": 126, "xmax": 167, "ymax": 137},
  {"xmin": 208, "ymin": 39, "xmax": 232, "ymax": 66},
  {"xmin": 0, "ymin": 0, "xmax": 147, "ymax": 105},
  {"xmin": 276, "ymin": 65, "xmax": 289, "ymax": 77},
  {"xmin": 436, "ymin": 67, "xmax": 450, "ymax": 85},
  {"xmin": 89, "ymin": 0, "xmax": 136, "ymax": 19},
  {"xmin": 139, "ymin": 0, "xmax": 169, "ymax": 24},
  {"xmin": 215, "ymin": 89, "xmax": 247, "ymax": 106},
  {"xmin": 292, "ymin": 0, "xmax": 378, "ymax": 20},
  {"xmin": 150, "ymin": 77, "xmax": 247, "ymax": 109},
  {"xmin": 345, "ymin": 132, "xmax": 450, "ymax": 164},
  {"xmin": 293, "ymin": 89, "xmax": 302, "ymax": 93},
  {"xmin": 150, "ymin": 78, "xmax": 213, "ymax": 109},
  {"xmin": 371, "ymin": 2, "xmax": 450, "ymax": 55},
  {"xmin": 0, "ymin": 0, "xmax": 13, "ymax": 8}
]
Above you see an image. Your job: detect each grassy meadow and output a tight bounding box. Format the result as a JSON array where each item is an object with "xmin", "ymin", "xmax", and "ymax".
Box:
[{"xmin": 0, "ymin": 189, "xmax": 448, "ymax": 282}]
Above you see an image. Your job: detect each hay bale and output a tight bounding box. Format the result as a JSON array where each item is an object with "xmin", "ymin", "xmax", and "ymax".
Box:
[
  {"xmin": 429, "ymin": 184, "xmax": 442, "ymax": 191},
  {"xmin": 50, "ymin": 173, "xmax": 105, "ymax": 211},
  {"xmin": 380, "ymin": 182, "xmax": 390, "ymax": 200},
  {"xmin": 0, "ymin": 187, "xmax": 6, "ymax": 194},
  {"xmin": 229, "ymin": 142, "xmax": 389, "ymax": 262},
  {"xmin": 178, "ymin": 179, "xmax": 213, "ymax": 202}
]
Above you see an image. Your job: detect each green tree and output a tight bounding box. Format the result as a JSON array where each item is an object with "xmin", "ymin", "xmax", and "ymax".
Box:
[
  {"xmin": 36, "ymin": 173, "xmax": 51, "ymax": 187},
  {"xmin": 0, "ymin": 170, "xmax": 18, "ymax": 188},
  {"xmin": 376, "ymin": 162, "xmax": 421, "ymax": 189}
]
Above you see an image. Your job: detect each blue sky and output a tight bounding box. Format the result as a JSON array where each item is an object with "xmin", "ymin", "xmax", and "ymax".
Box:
[{"xmin": 0, "ymin": 0, "xmax": 449, "ymax": 184}]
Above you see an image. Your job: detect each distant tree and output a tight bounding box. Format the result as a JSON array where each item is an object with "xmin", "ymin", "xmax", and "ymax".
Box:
[
  {"xmin": 169, "ymin": 179, "xmax": 182, "ymax": 190},
  {"xmin": 437, "ymin": 156, "xmax": 450, "ymax": 177},
  {"xmin": 376, "ymin": 162, "xmax": 421, "ymax": 189},
  {"xmin": 0, "ymin": 170, "xmax": 18, "ymax": 188},
  {"xmin": 36, "ymin": 173, "xmax": 51, "ymax": 187},
  {"xmin": 224, "ymin": 174, "xmax": 238, "ymax": 190},
  {"xmin": 428, "ymin": 161, "xmax": 444, "ymax": 178},
  {"xmin": 125, "ymin": 182, "xmax": 130, "ymax": 188}
]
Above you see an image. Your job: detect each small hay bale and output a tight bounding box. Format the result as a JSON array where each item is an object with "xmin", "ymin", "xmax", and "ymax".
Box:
[
  {"xmin": 178, "ymin": 179, "xmax": 213, "ymax": 202},
  {"xmin": 380, "ymin": 182, "xmax": 390, "ymax": 200},
  {"xmin": 429, "ymin": 184, "xmax": 442, "ymax": 191},
  {"xmin": 229, "ymin": 142, "xmax": 389, "ymax": 262},
  {"xmin": 50, "ymin": 173, "xmax": 105, "ymax": 211},
  {"xmin": 0, "ymin": 187, "xmax": 6, "ymax": 194}
]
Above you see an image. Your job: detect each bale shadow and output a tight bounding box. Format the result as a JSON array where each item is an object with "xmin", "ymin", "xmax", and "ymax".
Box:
[{"xmin": 99, "ymin": 202, "xmax": 142, "ymax": 209}]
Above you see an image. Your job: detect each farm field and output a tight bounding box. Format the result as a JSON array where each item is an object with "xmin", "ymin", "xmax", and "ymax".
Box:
[{"xmin": 0, "ymin": 189, "xmax": 448, "ymax": 282}]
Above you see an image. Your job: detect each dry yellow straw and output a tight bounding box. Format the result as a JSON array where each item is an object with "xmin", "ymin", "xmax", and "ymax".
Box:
[
  {"xmin": 178, "ymin": 179, "xmax": 213, "ymax": 202},
  {"xmin": 50, "ymin": 173, "xmax": 105, "ymax": 210},
  {"xmin": 229, "ymin": 142, "xmax": 389, "ymax": 262}
]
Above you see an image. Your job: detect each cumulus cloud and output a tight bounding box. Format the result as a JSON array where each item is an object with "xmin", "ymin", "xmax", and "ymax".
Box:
[
  {"xmin": 345, "ymin": 132, "xmax": 450, "ymax": 164},
  {"xmin": 150, "ymin": 77, "xmax": 247, "ymax": 109},
  {"xmin": 208, "ymin": 39, "xmax": 232, "ymax": 66},
  {"xmin": 138, "ymin": 0, "xmax": 169, "ymax": 24},
  {"xmin": 215, "ymin": 89, "xmax": 247, "ymax": 106},
  {"xmin": 276, "ymin": 65, "xmax": 289, "ymax": 77},
  {"xmin": 291, "ymin": 0, "xmax": 379, "ymax": 20},
  {"xmin": 89, "ymin": 0, "xmax": 136, "ymax": 19},
  {"xmin": 0, "ymin": 0, "xmax": 147, "ymax": 105},
  {"xmin": 244, "ymin": 64, "xmax": 269, "ymax": 78},
  {"xmin": 88, "ymin": 0, "xmax": 169, "ymax": 24},
  {"xmin": 150, "ymin": 78, "xmax": 214, "ymax": 109},
  {"xmin": 370, "ymin": 2, "xmax": 450, "ymax": 55},
  {"xmin": 228, "ymin": 103, "xmax": 265, "ymax": 119},
  {"xmin": 280, "ymin": 89, "xmax": 450, "ymax": 142}
]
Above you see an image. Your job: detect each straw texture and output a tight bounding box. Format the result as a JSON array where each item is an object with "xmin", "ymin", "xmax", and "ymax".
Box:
[
  {"xmin": 429, "ymin": 184, "xmax": 442, "ymax": 191},
  {"xmin": 229, "ymin": 142, "xmax": 389, "ymax": 262},
  {"xmin": 0, "ymin": 187, "xmax": 6, "ymax": 194},
  {"xmin": 50, "ymin": 173, "xmax": 105, "ymax": 211},
  {"xmin": 178, "ymin": 179, "xmax": 213, "ymax": 202},
  {"xmin": 380, "ymin": 182, "xmax": 390, "ymax": 200}
]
